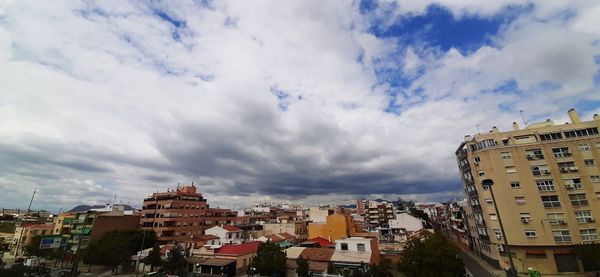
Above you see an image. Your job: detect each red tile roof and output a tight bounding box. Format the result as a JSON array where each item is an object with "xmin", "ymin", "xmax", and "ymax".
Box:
[
  {"xmin": 215, "ymin": 242, "xmax": 259, "ymax": 256},
  {"xmin": 299, "ymin": 248, "xmax": 335, "ymax": 262},
  {"xmin": 266, "ymin": 234, "xmax": 283, "ymax": 243},
  {"xmin": 222, "ymin": 225, "xmax": 242, "ymax": 232},
  {"xmin": 279, "ymin": 232, "xmax": 295, "ymax": 240},
  {"xmin": 308, "ymin": 237, "xmax": 334, "ymax": 247}
]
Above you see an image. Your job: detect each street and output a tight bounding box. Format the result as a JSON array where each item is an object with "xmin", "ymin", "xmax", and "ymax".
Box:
[{"xmin": 459, "ymin": 251, "xmax": 498, "ymax": 277}]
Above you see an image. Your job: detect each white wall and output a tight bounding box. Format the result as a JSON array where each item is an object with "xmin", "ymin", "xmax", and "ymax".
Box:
[
  {"xmin": 335, "ymin": 237, "xmax": 372, "ymax": 252},
  {"xmin": 389, "ymin": 213, "xmax": 423, "ymax": 232}
]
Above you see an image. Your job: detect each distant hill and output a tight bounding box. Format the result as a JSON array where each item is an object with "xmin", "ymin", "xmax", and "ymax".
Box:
[{"xmin": 67, "ymin": 204, "xmax": 135, "ymax": 213}]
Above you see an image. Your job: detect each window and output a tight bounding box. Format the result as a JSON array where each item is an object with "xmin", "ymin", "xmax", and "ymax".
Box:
[
  {"xmin": 597, "ymin": 142, "xmax": 600, "ymax": 149},
  {"xmin": 541, "ymin": 195, "xmax": 561, "ymax": 208},
  {"xmin": 501, "ymin": 152, "xmax": 512, "ymax": 159},
  {"xmin": 579, "ymin": 143, "xmax": 591, "ymax": 151},
  {"xmin": 552, "ymin": 147, "xmax": 571, "ymax": 158},
  {"xmin": 478, "ymin": 170, "xmax": 485, "ymax": 176},
  {"xmin": 341, "ymin": 243, "xmax": 348, "ymax": 250},
  {"xmin": 505, "ymin": 166, "xmax": 516, "ymax": 174},
  {"xmin": 596, "ymin": 192, "xmax": 600, "ymax": 200},
  {"xmin": 510, "ymin": 182, "xmax": 521, "ymax": 189},
  {"xmin": 490, "ymin": 214, "xmax": 498, "ymax": 221},
  {"xmin": 531, "ymin": 165, "xmax": 550, "ymax": 176},
  {"xmin": 525, "ymin": 149, "xmax": 544, "ymax": 160},
  {"xmin": 357, "ymin": 243, "xmax": 366, "ymax": 251},
  {"xmin": 485, "ymin": 198, "xmax": 493, "ymax": 205},
  {"xmin": 515, "ymin": 196, "xmax": 526, "ymax": 205},
  {"xmin": 580, "ymin": 229, "xmax": 598, "ymax": 241},
  {"xmin": 474, "ymin": 156, "xmax": 481, "ymax": 164},
  {"xmin": 525, "ymin": 230, "xmax": 537, "ymax": 238},
  {"xmin": 564, "ymin": 178, "xmax": 582, "ymax": 190},
  {"xmin": 591, "ymin": 175, "xmax": 600, "ymax": 183},
  {"xmin": 569, "ymin": 193, "xmax": 588, "ymax": 206},
  {"xmin": 553, "ymin": 230, "xmax": 572, "ymax": 242},
  {"xmin": 536, "ymin": 180, "xmax": 555, "ymax": 192},
  {"xmin": 564, "ymin": 127, "xmax": 599, "ymax": 138},
  {"xmin": 478, "ymin": 227, "xmax": 488, "ymax": 236},
  {"xmin": 585, "ymin": 159, "xmax": 596, "ymax": 166},
  {"xmin": 520, "ymin": 213, "xmax": 532, "ymax": 222},
  {"xmin": 540, "ymin": 132, "xmax": 563, "ymax": 141},
  {"xmin": 558, "ymin": 162, "xmax": 577, "ymax": 173},
  {"xmin": 493, "ymin": 229, "xmax": 502, "ymax": 239},
  {"xmin": 547, "ymin": 213, "xmax": 566, "ymax": 225},
  {"xmin": 575, "ymin": 210, "xmax": 593, "ymax": 223}
]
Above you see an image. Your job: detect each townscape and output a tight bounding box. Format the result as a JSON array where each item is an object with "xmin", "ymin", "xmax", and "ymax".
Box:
[{"xmin": 1, "ymin": 109, "xmax": 599, "ymax": 276}]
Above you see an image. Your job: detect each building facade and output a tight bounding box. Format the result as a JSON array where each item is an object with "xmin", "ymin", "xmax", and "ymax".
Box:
[
  {"xmin": 363, "ymin": 201, "xmax": 395, "ymax": 227},
  {"xmin": 140, "ymin": 185, "xmax": 239, "ymax": 243},
  {"xmin": 455, "ymin": 109, "xmax": 600, "ymax": 274}
]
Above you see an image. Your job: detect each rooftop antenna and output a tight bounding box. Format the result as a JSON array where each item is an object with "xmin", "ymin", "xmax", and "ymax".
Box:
[
  {"xmin": 519, "ymin": 110, "xmax": 528, "ymax": 127},
  {"xmin": 476, "ymin": 124, "xmax": 481, "ymax": 135}
]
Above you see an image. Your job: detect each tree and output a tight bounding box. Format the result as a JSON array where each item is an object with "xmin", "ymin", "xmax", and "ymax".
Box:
[
  {"xmin": 248, "ymin": 241, "xmax": 286, "ymax": 277},
  {"xmin": 142, "ymin": 244, "xmax": 162, "ymax": 271},
  {"xmin": 162, "ymin": 244, "xmax": 187, "ymax": 274},
  {"xmin": 24, "ymin": 236, "xmax": 52, "ymax": 257},
  {"xmin": 367, "ymin": 259, "xmax": 394, "ymax": 277},
  {"xmin": 575, "ymin": 242, "xmax": 600, "ymax": 271},
  {"xmin": 296, "ymin": 256, "xmax": 310, "ymax": 277},
  {"xmin": 80, "ymin": 243, "xmax": 101, "ymax": 272},
  {"xmin": 397, "ymin": 232, "xmax": 465, "ymax": 277}
]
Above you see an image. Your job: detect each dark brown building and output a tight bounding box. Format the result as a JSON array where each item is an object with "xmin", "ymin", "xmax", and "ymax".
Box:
[{"xmin": 141, "ymin": 184, "xmax": 240, "ymax": 243}]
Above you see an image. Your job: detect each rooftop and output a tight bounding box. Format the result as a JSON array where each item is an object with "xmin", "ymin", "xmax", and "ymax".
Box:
[{"xmin": 215, "ymin": 241, "xmax": 259, "ymax": 256}]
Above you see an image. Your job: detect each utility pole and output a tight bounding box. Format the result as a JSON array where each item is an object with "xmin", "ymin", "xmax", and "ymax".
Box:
[
  {"xmin": 15, "ymin": 188, "xmax": 37, "ymax": 256},
  {"xmin": 483, "ymin": 179, "xmax": 517, "ymax": 277}
]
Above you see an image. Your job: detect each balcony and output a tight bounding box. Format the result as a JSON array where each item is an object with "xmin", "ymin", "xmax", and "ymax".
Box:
[
  {"xmin": 526, "ymin": 154, "xmax": 544, "ymax": 161},
  {"xmin": 532, "ymin": 170, "xmax": 551, "ymax": 176},
  {"xmin": 479, "ymin": 234, "xmax": 490, "ymax": 241}
]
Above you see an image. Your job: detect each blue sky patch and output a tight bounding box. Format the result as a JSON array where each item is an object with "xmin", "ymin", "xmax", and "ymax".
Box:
[{"xmin": 367, "ymin": 4, "xmax": 530, "ymax": 54}]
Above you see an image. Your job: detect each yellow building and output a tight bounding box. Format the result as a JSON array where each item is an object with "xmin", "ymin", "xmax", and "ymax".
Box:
[
  {"xmin": 456, "ymin": 109, "xmax": 600, "ymax": 275},
  {"xmin": 308, "ymin": 214, "xmax": 358, "ymax": 242}
]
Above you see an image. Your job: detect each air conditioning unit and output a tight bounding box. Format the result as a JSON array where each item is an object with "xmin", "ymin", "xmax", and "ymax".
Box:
[
  {"xmin": 557, "ymin": 220, "xmax": 567, "ymax": 225},
  {"xmin": 543, "ymin": 170, "xmax": 551, "ymax": 175},
  {"xmin": 560, "ymin": 168, "xmax": 568, "ymax": 173},
  {"xmin": 495, "ymin": 235, "xmax": 502, "ymax": 239},
  {"xmin": 521, "ymin": 218, "xmax": 530, "ymax": 223},
  {"xmin": 565, "ymin": 184, "xmax": 574, "ymax": 190}
]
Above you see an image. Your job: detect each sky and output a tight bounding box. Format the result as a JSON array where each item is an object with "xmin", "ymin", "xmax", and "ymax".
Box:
[{"xmin": 1, "ymin": 0, "xmax": 599, "ymax": 212}]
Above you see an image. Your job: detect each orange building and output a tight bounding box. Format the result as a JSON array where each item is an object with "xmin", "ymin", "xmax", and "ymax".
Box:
[{"xmin": 308, "ymin": 214, "xmax": 359, "ymax": 242}]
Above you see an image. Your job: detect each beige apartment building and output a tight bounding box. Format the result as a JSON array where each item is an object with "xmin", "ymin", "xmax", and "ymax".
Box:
[{"xmin": 456, "ymin": 109, "xmax": 600, "ymax": 275}]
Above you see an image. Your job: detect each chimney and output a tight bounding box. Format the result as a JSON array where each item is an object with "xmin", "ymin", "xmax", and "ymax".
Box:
[
  {"xmin": 594, "ymin": 114, "xmax": 599, "ymax": 121},
  {"xmin": 568, "ymin": 108, "xmax": 581, "ymax": 123},
  {"xmin": 512, "ymin": 122, "xmax": 520, "ymax": 131}
]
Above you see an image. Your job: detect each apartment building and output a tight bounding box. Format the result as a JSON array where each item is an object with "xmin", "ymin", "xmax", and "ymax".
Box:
[
  {"xmin": 263, "ymin": 221, "xmax": 308, "ymax": 241},
  {"xmin": 455, "ymin": 109, "xmax": 600, "ymax": 275},
  {"xmin": 67, "ymin": 209, "xmax": 140, "ymax": 251},
  {"xmin": 140, "ymin": 184, "xmax": 239, "ymax": 243},
  {"xmin": 360, "ymin": 200, "xmax": 395, "ymax": 227}
]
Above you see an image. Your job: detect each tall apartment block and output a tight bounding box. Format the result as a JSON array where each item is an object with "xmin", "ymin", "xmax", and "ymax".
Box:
[
  {"xmin": 357, "ymin": 200, "xmax": 395, "ymax": 227},
  {"xmin": 456, "ymin": 109, "xmax": 600, "ymax": 275},
  {"xmin": 141, "ymin": 185, "xmax": 239, "ymax": 243}
]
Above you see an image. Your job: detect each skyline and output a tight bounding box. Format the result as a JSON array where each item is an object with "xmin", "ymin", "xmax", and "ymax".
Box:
[{"xmin": 1, "ymin": 0, "xmax": 599, "ymax": 212}]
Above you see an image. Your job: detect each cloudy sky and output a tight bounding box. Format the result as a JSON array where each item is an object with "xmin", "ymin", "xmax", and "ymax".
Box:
[{"xmin": 1, "ymin": 0, "xmax": 599, "ymax": 212}]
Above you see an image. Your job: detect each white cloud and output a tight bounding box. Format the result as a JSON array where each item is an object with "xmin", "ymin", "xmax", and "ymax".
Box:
[{"xmin": 0, "ymin": 0, "xmax": 599, "ymax": 212}]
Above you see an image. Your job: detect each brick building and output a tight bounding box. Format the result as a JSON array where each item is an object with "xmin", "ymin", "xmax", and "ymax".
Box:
[{"xmin": 140, "ymin": 184, "xmax": 239, "ymax": 243}]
